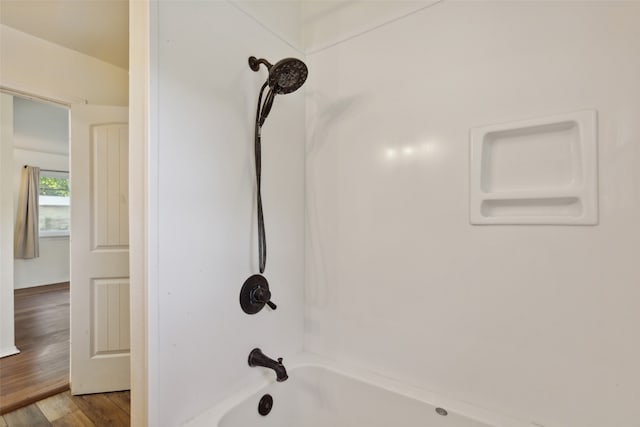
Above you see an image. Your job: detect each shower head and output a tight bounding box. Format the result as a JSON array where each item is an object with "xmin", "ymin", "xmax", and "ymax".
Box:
[
  {"xmin": 248, "ymin": 56, "xmax": 308, "ymax": 95},
  {"xmin": 249, "ymin": 56, "xmax": 308, "ymax": 127}
]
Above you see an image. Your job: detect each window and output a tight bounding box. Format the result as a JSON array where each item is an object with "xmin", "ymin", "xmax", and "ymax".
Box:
[{"xmin": 39, "ymin": 171, "xmax": 70, "ymax": 237}]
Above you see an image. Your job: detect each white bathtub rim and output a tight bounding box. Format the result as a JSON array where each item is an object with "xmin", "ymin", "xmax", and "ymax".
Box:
[{"xmin": 182, "ymin": 352, "xmax": 534, "ymax": 427}]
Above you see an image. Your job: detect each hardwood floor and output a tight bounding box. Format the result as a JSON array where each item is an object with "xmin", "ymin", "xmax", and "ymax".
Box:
[
  {"xmin": 0, "ymin": 283, "xmax": 131, "ymax": 425},
  {"xmin": 0, "ymin": 283, "xmax": 70, "ymax": 414},
  {"xmin": 0, "ymin": 390, "xmax": 130, "ymax": 426}
]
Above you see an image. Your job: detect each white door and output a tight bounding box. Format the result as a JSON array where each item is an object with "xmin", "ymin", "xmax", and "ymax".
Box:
[{"xmin": 70, "ymin": 104, "xmax": 130, "ymax": 394}]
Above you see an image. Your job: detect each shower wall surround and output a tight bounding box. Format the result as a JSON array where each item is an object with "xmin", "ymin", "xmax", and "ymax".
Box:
[
  {"xmin": 150, "ymin": 1, "xmax": 640, "ymax": 426},
  {"xmin": 304, "ymin": 2, "xmax": 640, "ymax": 427},
  {"xmin": 153, "ymin": 2, "xmax": 304, "ymax": 425}
]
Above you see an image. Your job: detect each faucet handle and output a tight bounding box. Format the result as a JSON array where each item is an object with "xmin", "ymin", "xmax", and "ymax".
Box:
[
  {"xmin": 253, "ymin": 288, "xmax": 277, "ymax": 310},
  {"xmin": 252, "ymin": 287, "xmax": 271, "ymax": 303},
  {"xmin": 277, "ymin": 357, "xmax": 283, "ymax": 364}
]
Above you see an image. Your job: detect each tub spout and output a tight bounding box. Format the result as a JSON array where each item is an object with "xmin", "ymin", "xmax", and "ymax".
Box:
[{"xmin": 248, "ymin": 348, "xmax": 288, "ymax": 382}]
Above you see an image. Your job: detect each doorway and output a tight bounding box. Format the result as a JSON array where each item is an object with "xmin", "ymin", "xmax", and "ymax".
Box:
[
  {"xmin": 0, "ymin": 95, "xmax": 132, "ymax": 418},
  {"xmin": 0, "ymin": 95, "xmax": 71, "ymax": 413}
]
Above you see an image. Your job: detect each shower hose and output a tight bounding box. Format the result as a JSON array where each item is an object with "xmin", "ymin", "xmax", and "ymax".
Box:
[{"xmin": 254, "ymin": 81, "xmax": 269, "ymax": 274}]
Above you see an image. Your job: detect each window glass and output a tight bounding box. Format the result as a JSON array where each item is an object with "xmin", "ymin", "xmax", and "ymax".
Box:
[{"xmin": 39, "ymin": 171, "xmax": 70, "ymax": 236}]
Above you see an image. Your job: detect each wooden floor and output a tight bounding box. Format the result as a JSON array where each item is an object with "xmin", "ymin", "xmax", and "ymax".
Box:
[
  {"xmin": 0, "ymin": 283, "xmax": 70, "ymax": 414},
  {"xmin": 0, "ymin": 390, "xmax": 130, "ymax": 426}
]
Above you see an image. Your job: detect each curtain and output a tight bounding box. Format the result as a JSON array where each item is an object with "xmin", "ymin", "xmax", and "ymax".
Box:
[{"xmin": 14, "ymin": 166, "xmax": 40, "ymax": 259}]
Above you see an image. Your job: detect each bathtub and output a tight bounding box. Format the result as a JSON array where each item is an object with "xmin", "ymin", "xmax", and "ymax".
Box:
[{"xmin": 184, "ymin": 355, "xmax": 529, "ymax": 427}]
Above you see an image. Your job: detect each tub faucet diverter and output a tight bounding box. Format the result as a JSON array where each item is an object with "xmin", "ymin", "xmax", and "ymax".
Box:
[{"xmin": 248, "ymin": 348, "xmax": 288, "ymax": 382}]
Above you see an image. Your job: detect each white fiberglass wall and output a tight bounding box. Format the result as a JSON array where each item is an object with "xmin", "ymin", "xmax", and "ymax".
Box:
[
  {"xmin": 153, "ymin": 2, "xmax": 305, "ymax": 425},
  {"xmin": 304, "ymin": 2, "xmax": 640, "ymax": 427}
]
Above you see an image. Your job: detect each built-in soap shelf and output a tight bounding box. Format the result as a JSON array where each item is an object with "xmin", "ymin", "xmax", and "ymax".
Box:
[{"xmin": 470, "ymin": 110, "xmax": 598, "ymax": 225}]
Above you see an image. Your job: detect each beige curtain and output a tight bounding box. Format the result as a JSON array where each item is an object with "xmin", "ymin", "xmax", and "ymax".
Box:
[{"xmin": 14, "ymin": 166, "xmax": 40, "ymax": 259}]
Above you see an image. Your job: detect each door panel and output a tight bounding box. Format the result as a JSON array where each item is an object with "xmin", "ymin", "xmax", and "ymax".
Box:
[
  {"xmin": 93, "ymin": 124, "xmax": 129, "ymax": 249},
  {"xmin": 70, "ymin": 105, "xmax": 130, "ymax": 394},
  {"xmin": 93, "ymin": 278, "xmax": 130, "ymax": 354}
]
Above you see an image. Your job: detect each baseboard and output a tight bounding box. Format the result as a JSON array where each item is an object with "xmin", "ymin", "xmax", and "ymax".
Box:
[
  {"xmin": 0, "ymin": 346, "xmax": 20, "ymax": 359},
  {"xmin": 14, "ymin": 278, "xmax": 70, "ymax": 290}
]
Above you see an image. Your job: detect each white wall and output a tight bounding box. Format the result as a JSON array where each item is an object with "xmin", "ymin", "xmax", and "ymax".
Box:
[
  {"xmin": 305, "ymin": 2, "xmax": 640, "ymax": 427},
  {"xmin": 152, "ymin": 2, "xmax": 305, "ymax": 425},
  {"xmin": 0, "ymin": 25, "xmax": 128, "ymax": 106},
  {"xmin": 0, "ymin": 93, "xmax": 19, "ymax": 358},
  {"xmin": 231, "ymin": 1, "xmax": 303, "ymax": 51},
  {"xmin": 302, "ymin": 0, "xmax": 439, "ymax": 53},
  {"xmin": 13, "ymin": 97, "xmax": 70, "ymax": 289},
  {"xmin": 13, "ymin": 96, "xmax": 68, "ymax": 153}
]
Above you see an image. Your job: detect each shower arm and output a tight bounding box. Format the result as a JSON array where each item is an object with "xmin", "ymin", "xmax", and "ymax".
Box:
[{"xmin": 249, "ymin": 57, "xmax": 273, "ymax": 72}]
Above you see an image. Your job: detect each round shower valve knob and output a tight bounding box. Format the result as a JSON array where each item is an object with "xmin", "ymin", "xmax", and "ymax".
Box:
[{"xmin": 240, "ymin": 274, "xmax": 277, "ymax": 314}]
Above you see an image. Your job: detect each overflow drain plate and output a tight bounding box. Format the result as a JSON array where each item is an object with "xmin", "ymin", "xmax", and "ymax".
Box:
[{"xmin": 258, "ymin": 394, "xmax": 273, "ymax": 416}]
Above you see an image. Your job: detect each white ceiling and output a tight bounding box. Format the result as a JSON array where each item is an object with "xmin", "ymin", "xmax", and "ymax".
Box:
[{"xmin": 0, "ymin": 0, "xmax": 129, "ymax": 69}]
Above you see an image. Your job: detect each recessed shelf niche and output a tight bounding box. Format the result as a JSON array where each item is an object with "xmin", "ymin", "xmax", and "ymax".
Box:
[{"xmin": 470, "ymin": 110, "xmax": 598, "ymax": 225}]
